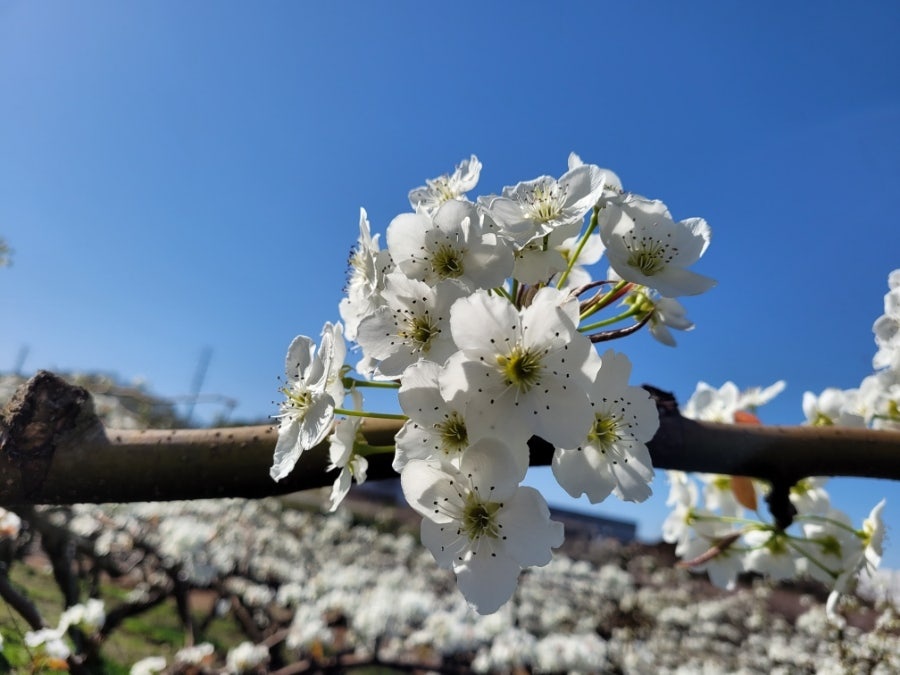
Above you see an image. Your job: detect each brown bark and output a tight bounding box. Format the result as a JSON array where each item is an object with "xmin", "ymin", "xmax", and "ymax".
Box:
[{"xmin": 1, "ymin": 371, "xmax": 898, "ymax": 508}]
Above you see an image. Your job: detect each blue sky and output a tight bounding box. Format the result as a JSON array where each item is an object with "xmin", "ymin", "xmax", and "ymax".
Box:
[{"xmin": 2, "ymin": 2, "xmax": 899, "ymax": 566}]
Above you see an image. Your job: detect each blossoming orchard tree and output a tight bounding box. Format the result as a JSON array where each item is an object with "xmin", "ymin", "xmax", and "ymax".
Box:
[{"xmin": 1, "ymin": 156, "xmax": 899, "ymax": 660}]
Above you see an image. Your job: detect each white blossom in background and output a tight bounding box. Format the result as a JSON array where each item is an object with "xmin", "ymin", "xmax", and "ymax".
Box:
[
  {"xmin": 270, "ymin": 333, "xmax": 338, "ymax": 481},
  {"xmin": 802, "ymin": 387, "xmax": 866, "ymax": 428},
  {"xmin": 0, "ymin": 507, "xmax": 21, "ymax": 538},
  {"xmin": 59, "ymin": 598, "xmax": 105, "ymax": 635},
  {"xmin": 175, "ymin": 642, "xmax": 215, "ymax": 667},
  {"xmin": 440, "ymin": 286, "xmax": 596, "ymax": 449},
  {"xmin": 873, "ymin": 270, "xmax": 900, "ymax": 371},
  {"xmin": 226, "ymin": 641, "xmax": 270, "ymax": 674},
  {"xmin": 552, "ymin": 349, "xmax": 658, "ymax": 503},
  {"xmin": 408, "ymin": 154, "xmax": 482, "ymax": 214},
  {"xmin": 683, "ymin": 379, "xmax": 785, "ymax": 423},
  {"xmin": 401, "ymin": 440, "xmax": 564, "ymax": 613},
  {"xmin": 600, "ymin": 194, "xmax": 715, "ymax": 297},
  {"xmin": 24, "ymin": 628, "xmax": 71, "ymax": 662},
  {"xmin": 130, "ymin": 657, "xmax": 167, "ymax": 675}
]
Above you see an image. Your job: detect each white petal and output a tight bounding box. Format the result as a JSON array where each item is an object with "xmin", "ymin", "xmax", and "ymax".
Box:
[
  {"xmin": 454, "ymin": 549, "xmax": 521, "ymax": 614},
  {"xmin": 496, "ymin": 487, "xmax": 564, "ymax": 566}
]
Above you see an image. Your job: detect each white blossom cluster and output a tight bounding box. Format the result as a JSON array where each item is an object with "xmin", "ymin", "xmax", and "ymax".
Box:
[
  {"xmin": 270, "ymin": 154, "xmax": 717, "ymax": 612},
  {"xmin": 49, "ymin": 498, "xmax": 900, "ymax": 673},
  {"xmin": 803, "ymin": 269, "xmax": 900, "ymax": 431},
  {"xmin": 666, "ymin": 378, "xmax": 886, "ymax": 625}
]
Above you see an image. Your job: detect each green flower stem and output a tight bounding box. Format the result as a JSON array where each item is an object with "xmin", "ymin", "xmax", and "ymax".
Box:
[
  {"xmin": 578, "ymin": 306, "xmax": 641, "ymax": 333},
  {"xmin": 334, "ymin": 408, "xmax": 408, "ymax": 421},
  {"xmin": 580, "ymin": 279, "xmax": 629, "ymax": 320},
  {"xmin": 493, "ymin": 284, "xmax": 514, "ymax": 303},
  {"xmin": 784, "ymin": 537, "xmax": 839, "ymax": 578},
  {"xmin": 342, "ymin": 377, "xmax": 401, "ymax": 390},
  {"xmin": 557, "ymin": 205, "xmax": 600, "ymax": 289}
]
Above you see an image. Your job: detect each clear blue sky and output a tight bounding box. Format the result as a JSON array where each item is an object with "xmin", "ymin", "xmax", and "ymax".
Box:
[{"xmin": 2, "ymin": 2, "xmax": 899, "ymax": 566}]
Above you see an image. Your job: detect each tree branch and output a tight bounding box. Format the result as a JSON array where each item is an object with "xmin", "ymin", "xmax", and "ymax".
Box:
[{"xmin": 1, "ymin": 371, "xmax": 899, "ymax": 506}]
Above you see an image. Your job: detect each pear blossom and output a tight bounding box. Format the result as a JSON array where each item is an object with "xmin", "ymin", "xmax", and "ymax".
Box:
[
  {"xmin": 483, "ymin": 163, "xmax": 606, "ymax": 245},
  {"xmin": 802, "ymin": 387, "xmax": 866, "ymax": 427},
  {"xmin": 59, "ymin": 598, "xmax": 105, "ymax": 634},
  {"xmin": 226, "ymin": 641, "xmax": 270, "ymax": 674},
  {"xmin": 327, "ymin": 414, "xmax": 368, "ymax": 512},
  {"xmin": 873, "ymin": 271, "xmax": 900, "ymax": 371},
  {"xmin": 356, "ymin": 273, "xmax": 464, "ymax": 378},
  {"xmin": 386, "ymin": 199, "xmax": 513, "ymax": 291},
  {"xmin": 339, "ymin": 208, "xmax": 393, "ymax": 341},
  {"xmin": 567, "ymin": 151, "xmax": 623, "ymax": 201},
  {"xmin": 270, "ymin": 333, "xmax": 337, "ymax": 482},
  {"xmin": 394, "ymin": 359, "xmax": 533, "ymax": 473},
  {"xmin": 440, "ymin": 287, "xmax": 596, "ymax": 449},
  {"xmin": 600, "ymin": 194, "xmax": 715, "ymax": 297},
  {"xmin": 408, "ymin": 154, "xmax": 482, "ymax": 214},
  {"xmin": 0, "ymin": 507, "xmax": 21, "ymax": 538},
  {"xmin": 130, "ymin": 657, "xmax": 167, "ymax": 675},
  {"xmin": 551, "ymin": 350, "xmax": 658, "ymax": 503},
  {"xmin": 683, "ymin": 379, "xmax": 785, "ymax": 423},
  {"xmin": 401, "ymin": 439, "xmax": 564, "ymax": 613}
]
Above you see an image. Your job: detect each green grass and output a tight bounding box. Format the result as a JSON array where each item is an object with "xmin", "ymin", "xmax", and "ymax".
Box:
[{"xmin": 1, "ymin": 561, "xmax": 249, "ymax": 673}]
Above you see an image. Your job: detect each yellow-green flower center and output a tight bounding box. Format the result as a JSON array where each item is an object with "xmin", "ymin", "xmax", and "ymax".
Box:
[
  {"xmin": 432, "ymin": 243, "xmax": 465, "ymax": 279},
  {"xmin": 435, "ymin": 413, "xmax": 468, "ymax": 455},
  {"xmin": 497, "ymin": 346, "xmax": 544, "ymax": 392},
  {"xmin": 588, "ymin": 413, "xmax": 621, "ymax": 449},
  {"xmin": 462, "ymin": 494, "xmax": 502, "ymax": 541},
  {"xmin": 524, "ymin": 184, "xmax": 564, "ymax": 223},
  {"xmin": 627, "ymin": 242, "xmax": 667, "ymax": 276},
  {"xmin": 283, "ymin": 388, "xmax": 312, "ymax": 413},
  {"xmin": 812, "ymin": 412, "xmax": 834, "ymax": 427},
  {"xmin": 402, "ymin": 314, "xmax": 440, "ymax": 352}
]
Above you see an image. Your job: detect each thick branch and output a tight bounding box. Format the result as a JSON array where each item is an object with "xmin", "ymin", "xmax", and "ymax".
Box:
[{"xmin": 1, "ymin": 371, "xmax": 899, "ymax": 505}]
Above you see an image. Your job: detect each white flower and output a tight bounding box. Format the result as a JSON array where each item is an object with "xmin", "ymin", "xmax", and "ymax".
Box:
[
  {"xmin": 327, "ymin": 415, "xmax": 368, "ymax": 512},
  {"xmin": 0, "ymin": 507, "xmax": 21, "ymax": 538},
  {"xmin": 742, "ymin": 529, "xmax": 799, "ymax": 581},
  {"xmin": 825, "ymin": 499, "xmax": 887, "ymax": 623},
  {"xmin": 396, "ymin": 359, "xmax": 494, "ymax": 471},
  {"xmin": 130, "ymin": 657, "xmax": 167, "ymax": 675},
  {"xmin": 552, "ymin": 350, "xmax": 658, "ymax": 503},
  {"xmin": 600, "ymin": 195, "xmax": 715, "ymax": 297},
  {"xmin": 175, "ymin": 642, "xmax": 215, "ymax": 665},
  {"xmin": 386, "ymin": 199, "xmax": 513, "ymax": 291},
  {"xmin": 662, "ymin": 471, "xmax": 699, "ymax": 550},
  {"xmin": 567, "ymin": 151, "xmax": 623, "ymax": 199},
  {"xmin": 401, "ymin": 439, "xmax": 564, "ymax": 613},
  {"xmin": 226, "ymin": 641, "xmax": 269, "ymax": 674},
  {"xmin": 59, "ymin": 598, "xmax": 105, "ymax": 634},
  {"xmin": 684, "ymin": 380, "xmax": 785, "ymax": 423},
  {"xmin": 440, "ymin": 287, "xmax": 595, "ymax": 449},
  {"xmin": 802, "ymin": 387, "xmax": 866, "ymax": 427},
  {"xmin": 25, "ymin": 628, "xmax": 70, "ymax": 661},
  {"xmin": 484, "ymin": 164, "xmax": 606, "ymax": 245},
  {"xmin": 270, "ymin": 334, "xmax": 337, "ymax": 482},
  {"xmin": 408, "ymin": 154, "xmax": 482, "ymax": 214},
  {"xmin": 356, "ymin": 273, "xmax": 464, "ymax": 378},
  {"xmin": 339, "ymin": 208, "xmax": 393, "ymax": 341}
]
